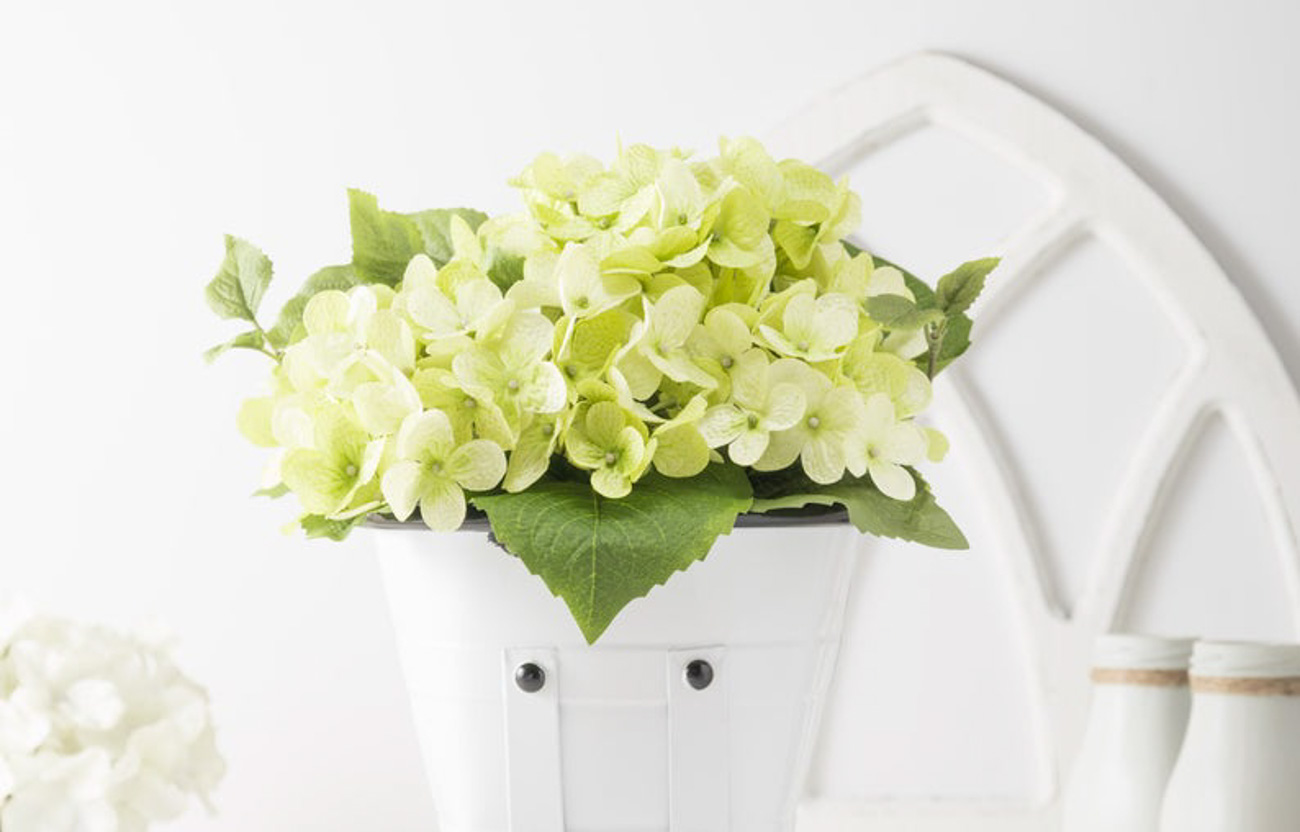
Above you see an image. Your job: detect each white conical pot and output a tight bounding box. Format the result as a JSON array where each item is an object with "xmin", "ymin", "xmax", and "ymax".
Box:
[{"xmin": 372, "ymin": 517, "xmax": 858, "ymax": 832}]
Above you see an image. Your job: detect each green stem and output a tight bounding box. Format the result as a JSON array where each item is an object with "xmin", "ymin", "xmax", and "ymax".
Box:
[
  {"xmin": 925, "ymin": 320, "xmax": 947, "ymax": 379},
  {"xmin": 252, "ymin": 321, "xmax": 284, "ymax": 362}
]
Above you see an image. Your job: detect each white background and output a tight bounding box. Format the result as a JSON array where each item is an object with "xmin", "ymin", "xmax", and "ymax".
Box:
[{"xmin": 2, "ymin": 0, "xmax": 1299, "ymax": 828}]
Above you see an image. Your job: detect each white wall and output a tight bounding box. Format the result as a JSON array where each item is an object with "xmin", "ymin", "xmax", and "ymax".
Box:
[{"xmin": 2, "ymin": 1, "xmax": 1298, "ymax": 829}]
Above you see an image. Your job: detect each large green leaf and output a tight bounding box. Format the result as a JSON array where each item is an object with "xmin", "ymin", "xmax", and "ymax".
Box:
[
  {"xmin": 205, "ymin": 235, "xmax": 273, "ymax": 322},
  {"xmin": 348, "ymin": 189, "xmax": 426, "ymax": 285},
  {"xmin": 749, "ymin": 467, "xmax": 968, "ymax": 550},
  {"xmin": 473, "ymin": 465, "xmax": 754, "ymax": 643},
  {"xmin": 267, "ymin": 264, "xmax": 359, "ymax": 348},
  {"xmin": 408, "ymin": 207, "xmax": 488, "ymax": 266}
]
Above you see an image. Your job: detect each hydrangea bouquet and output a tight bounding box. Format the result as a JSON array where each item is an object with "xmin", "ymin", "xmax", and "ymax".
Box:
[
  {"xmin": 208, "ymin": 138, "xmax": 996, "ymax": 642},
  {"xmin": 0, "ymin": 602, "xmax": 224, "ymax": 831}
]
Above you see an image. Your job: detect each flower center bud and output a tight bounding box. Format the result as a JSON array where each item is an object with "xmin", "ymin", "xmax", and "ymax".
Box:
[
  {"xmin": 464, "ymin": 397, "xmax": 477, "ymax": 409},
  {"xmin": 507, "ymin": 379, "xmax": 520, "ymax": 391},
  {"xmin": 796, "ymin": 340, "xmax": 810, "ymax": 352},
  {"xmin": 604, "ymin": 451, "xmax": 617, "ymax": 466},
  {"xmin": 747, "ymin": 413, "xmax": 760, "ymax": 429},
  {"xmin": 807, "ymin": 415, "xmax": 821, "ymax": 429},
  {"xmin": 430, "ymin": 460, "xmax": 443, "ymax": 474},
  {"xmin": 345, "ymin": 464, "xmax": 358, "ymax": 477},
  {"xmin": 541, "ymin": 423, "xmax": 555, "ymax": 437},
  {"xmin": 677, "ymin": 213, "xmax": 689, "ymax": 225},
  {"xmin": 720, "ymin": 355, "xmax": 734, "ymax": 369},
  {"xmin": 575, "ymin": 296, "xmax": 590, "ymax": 309}
]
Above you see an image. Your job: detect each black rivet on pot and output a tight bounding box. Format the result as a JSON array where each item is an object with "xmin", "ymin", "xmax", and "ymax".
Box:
[
  {"xmin": 515, "ymin": 662, "xmax": 545, "ymax": 693},
  {"xmin": 685, "ymin": 659, "xmax": 714, "ymax": 690}
]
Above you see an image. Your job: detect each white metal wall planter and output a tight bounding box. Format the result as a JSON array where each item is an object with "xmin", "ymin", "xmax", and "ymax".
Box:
[
  {"xmin": 375, "ymin": 519, "xmax": 859, "ymax": 832},
  {"xmin": 764, "ymin": 53, "xmax": 1300, "ymax": 830}
]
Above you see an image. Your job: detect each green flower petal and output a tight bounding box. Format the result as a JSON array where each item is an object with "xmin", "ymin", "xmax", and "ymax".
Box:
[
  {"xmin": 868, "ymin": 459, "xmax": 917, "ymax": 501},
  {"xmin": 449, "ymin": 439, "xmax": 507, "ymax": 491},
  {"xmin": 504, "ymin": 417, "xmax": 560, "ymax": 492},
  {"xmin": 352, "ymin": 378, "xmax": 421, "ymax": 437},
  {"xmin": 728, "ymin": 428, "xmax": 770, "ymax": 467},
  {"xmin": 591, "ymin": 466, "xmax": 632, "ymax": 499},
  {"xmin": 753, "ymin": 426, "xmax": 804, "ymax": 472},
  {"xmin": 801, "ymin": 436, "xmax": 846, "ymax": 485},
  {"xmin": 925, "ymin": 428, "xmax": 950, "ymax": 463},
  {"xmin": 282, "ymin": 449, "xmax": 351, "ymax": 515},
  {"xmin": 419, "ymin": 479, "xmax": 467, "ymax": 531},
  {"xmin": 697, "ymin": 405, "xmax": 746, "ymax": 448},
  {"xmin": 652, "ymin": 425, "xmax": 709, "ymax": 478},
  {"xmin": 396, "ymin": 409, "xmax": 455, "ymax": 461},
  {"xmin": 237, "ymin": 397, "xmax": 278, "ymax": 448},
  {"xmin": 380, "ymin": 460, "xmax": 425, "ymax": 521},
  {"xmin": 584, "ymin": 401, "xmax": 626, "ymax": 449},
  {"xmin": 303, "ymin": 291, "xmax": 352, "ymax": 336}
]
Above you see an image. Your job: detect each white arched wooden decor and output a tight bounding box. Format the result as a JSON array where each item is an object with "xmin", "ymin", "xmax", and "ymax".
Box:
[{"xmin": 765, "ymin": 53, "xmax": 1300, "ymax": 830}]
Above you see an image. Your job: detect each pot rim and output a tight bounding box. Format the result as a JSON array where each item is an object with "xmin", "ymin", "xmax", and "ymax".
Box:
[{"xmin": 366, "ymin": 504, "xmax": 851, "ymax": 531}]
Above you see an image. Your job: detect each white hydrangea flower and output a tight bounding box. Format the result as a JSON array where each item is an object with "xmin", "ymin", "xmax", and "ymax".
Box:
[{"xmin": 0, "ymin": 601, "xmax": 225, "ymax": 832}]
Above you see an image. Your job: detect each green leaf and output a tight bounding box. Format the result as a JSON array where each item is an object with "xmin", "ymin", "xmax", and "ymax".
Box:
[
  {"xmin": 407, "ymin": 208, "xmax": 488, "ymax": 266},
  {"xmin": 253, "ymin": 483, "xmax": 290, "ymax": 499},
  {"xmin": 299, "ymin": 513, "xmax": 366, "ymax": 541},
  {"xmin": 348, "ymin": 189, "xmax": 425, "ymax": 285},
  {"xmin": 204, "ymin": 329, "xmax": 265, "ymax": 363},
  {"xmin": 866, "ymin": 294, "xmax": 945, "ymax": 331},
  {"xmin": 931, "ymin": 310, "xmax": 972, "ymax": 373},
  {"xmin": 936, "ymin": 257, "xmax": 998, "ymax": 315},
  {"xmin": 473, "ymin": 464, "xmax": 754, "ymax": 643},
  {"xmin": 267, "ymin": 264, "xmax": 359, "ymax": 348},
  {"xmin": 205, "ymin": 235, "xmax": 273, "ymax": 322},
  {"xmin": 749, "ymin": 467, "xmax": 968, "ymax": 550},
  {"xmin": 486, "ymin": 251, "xmax": 526, "ymax": 292}
]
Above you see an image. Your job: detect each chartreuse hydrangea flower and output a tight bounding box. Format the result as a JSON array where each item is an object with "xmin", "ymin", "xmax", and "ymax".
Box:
[
  {"xmin": 556, "ymin": 243, "xmax": 641, "ymax": 321},
  {"xmin": 453, "ymin": 309, "xmax": 567, "ymax": 428},
  {"xmin": 687, "ymin": 304, "xmax": 757, "ymax": 388},
  {"xmin": 211, "ymin": 134, "xmax": 993, "ymax": 637},
  {"xmin": 381, "ymin": 409, "xmax": 506, "ymax": 530},
  {"xmin": 758, "ymin": 282, "xmax": 859, "ymax": 362},
  {"xmin": 698, "ymin": 350, "xmax": 805, "ymax": 465},
  {"xmin": 756, "ymin": 360, "xmax": 868, "ymax": 484},
  {"xmin": 565, "ymin": 401, "xmax": 654, "ymax": 498},
  {"xmin": 397, "ymin": 253, "xmax": 507, "ymax": 347},
  {"xmin": 856, "ymin": 393, "xmax": 928, "ymax": 501},
  {"xmin": 634, "ymin": 284, "xmax": 716, "ymax": 389},
  {"xmin": 280, "ymin": 402, "xmax": 385, "ymax": 518},
  {"xmin": 648, "ymin": 395, "xmax": 710, "ymax": 477}
]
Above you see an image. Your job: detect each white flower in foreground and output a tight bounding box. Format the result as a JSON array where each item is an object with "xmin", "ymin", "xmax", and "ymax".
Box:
[{"xmin": 0, "ymin": 603, "xmax": 225, "ymax": 832}]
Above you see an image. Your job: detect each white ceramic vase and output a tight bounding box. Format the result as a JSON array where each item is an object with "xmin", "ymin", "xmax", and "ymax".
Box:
[
  {"xmin": 372, "ymin": 517, "xmax": 859, "ymax": 832},
  {"xmin": 1159, "ymin": 641, "xmax": 1300, "ymax": 832},
  {"xmin": 1061, "ymin": 634, "xmax": 1194, "ymax": 832}
]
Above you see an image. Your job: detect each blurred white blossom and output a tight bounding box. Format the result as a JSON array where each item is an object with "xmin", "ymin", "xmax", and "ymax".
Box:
[{"xmin": 0, "ymin": 601, "xmax": 224, "ymax": 832}]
